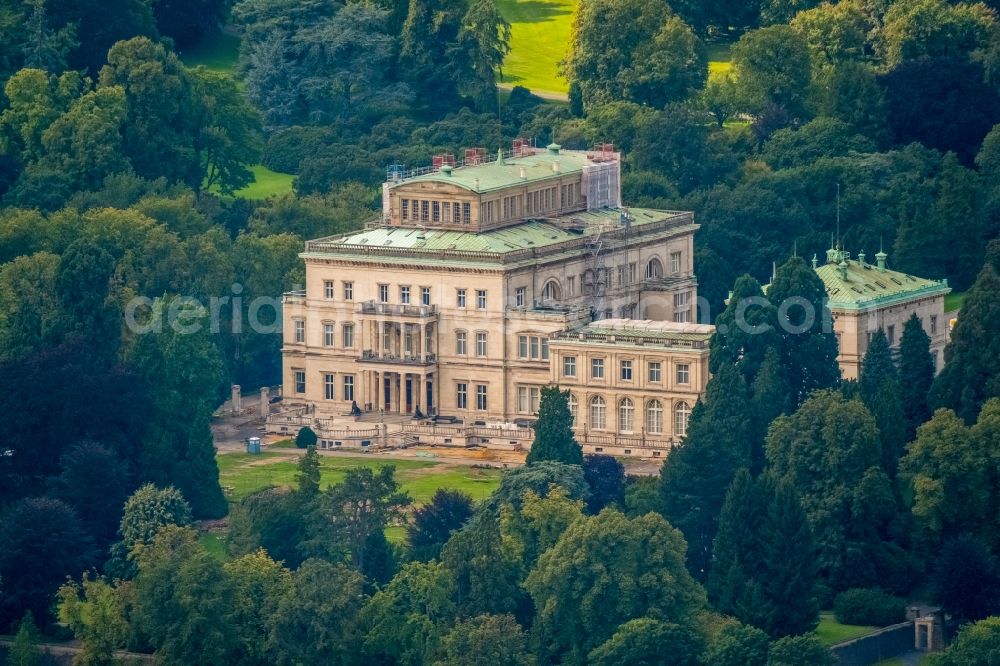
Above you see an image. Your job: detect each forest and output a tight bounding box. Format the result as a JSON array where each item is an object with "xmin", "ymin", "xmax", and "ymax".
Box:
[{"xmin": 2, "ymin": 0, "xmax": 1000, "ymax": 662}]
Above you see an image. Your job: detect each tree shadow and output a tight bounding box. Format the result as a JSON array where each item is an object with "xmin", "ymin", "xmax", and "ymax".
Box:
[{"xmin": 506, "ymin": 0, "xmax": 573, "ymax": 23}]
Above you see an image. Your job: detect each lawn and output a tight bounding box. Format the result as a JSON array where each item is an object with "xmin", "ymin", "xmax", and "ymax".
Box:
[
  {"xmin": 199, "ymin": 532, "xmax": 230, "ymax": 562},
  {"xmin": 232, "ymin": 164, "xmax": 295, "ymax": 199},
  {"xmin": 497, "ymin": 0, "xmax": 577, "ymax": 95},
  {"xmin": 815, "ymin": 612, "xmax": 878, "ymax": 646},
  {"xmin": 706, "ymin": 41, "xmax": 733, "ymax": 79},
  {"xmin": 944, "ymin": 291, "xmax": 966, "ymax": 312},
  {"xmin": 217, "ymin": 451, "xmax": 504, "ymax": 504},
  {"xmin": 178, "ymin": 31, "xmax": 239, "ymax": 74}
]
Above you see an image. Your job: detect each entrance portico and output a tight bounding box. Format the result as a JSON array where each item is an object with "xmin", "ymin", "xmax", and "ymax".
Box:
[{"xmin": 362, "ymin": 369, "xmax": 437, "ymax": 415}]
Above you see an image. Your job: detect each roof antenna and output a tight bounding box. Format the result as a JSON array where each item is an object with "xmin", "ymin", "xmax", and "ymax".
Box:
[{"xmin": 835, "ymin": 182, "xmax": 841, "ymax": 250}]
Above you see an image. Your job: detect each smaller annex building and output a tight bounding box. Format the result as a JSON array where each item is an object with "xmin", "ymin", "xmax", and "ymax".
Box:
[{"xmin": 814, "ymin": 248, "xmax": 950, "ymax": 380}]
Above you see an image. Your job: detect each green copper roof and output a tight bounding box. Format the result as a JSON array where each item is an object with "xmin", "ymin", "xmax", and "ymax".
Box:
[
  {"xmin": 389, "ymin": 150, "xmax": 596, "ymax": 193},
  {"xmin": 304, "ymin": 208, "xmax": 688, "ymax": 259},
  {"xmin": 552, "ymin": 319, "xmax": 713, "ymax": 348},
  {"xmin": 815, "ymin": 252, "xmax": 950, "ymax": 310}
]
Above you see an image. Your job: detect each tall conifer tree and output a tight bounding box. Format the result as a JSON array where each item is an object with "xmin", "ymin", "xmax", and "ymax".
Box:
[
  {"xmin": 898, "ymin": 313, "xmax": 935, "ymax": 440},
  {"xmin": 526, "ymin": 386, "xmax": 583, "ymax": 466}
]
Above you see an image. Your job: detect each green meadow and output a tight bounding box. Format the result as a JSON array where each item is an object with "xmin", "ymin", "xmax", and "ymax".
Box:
[{"xmin": 217, "ymin": 450, "xmax": 504, "ymax": 504}]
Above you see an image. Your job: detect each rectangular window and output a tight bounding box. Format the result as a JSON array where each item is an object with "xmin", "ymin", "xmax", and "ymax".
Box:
[
  {"xmin": 401, "ymin": 199, "xmax": 409, "ymax": 220},
  {"xmin": 617, "ymin": 266, "xmax": 625, "ymax": 286},
  {"xmin": 476, "ymin": 384, "xmax": 487, "ymax": 410},
  {"xmin": 443, "ymin": 202, "xmax": 452, "ymax": 224},
  {"xmin": 456, "ymin": 331, "xmax": 467, "ymax": 355},
  {"xmin": 591, "ymin": 358, "xmax": 604, "ymax": 379},
  {"xmin": 648, "ymin": 361, "xmax": 661, "ymax": 382},
  {"xmin": 343, "ymin": 375, "xmax": 354, "ymax": 401},
  {"xmin": 343, "ymin": 281, "xmax": 353, "ymax": 300},
  {"xmin": 530, "ymin": 336, "xmax": 539, "ymax": 359},
  {"xmin": 671, "ymin": 251, "xmax": 682, "ymax": 274},
  {"xmin": 294, "ymin": 320, "xmax": 305, "ymax": 343},
  {"xmin": 518, "ymin": 335, "xmax": 528, "ymax": 358},
  {"xmin": 379, "ymin": 284, "xmax": 389, "ymax": 303},
  {"xmin": 476, "ymin": 290, "xmax": 487, "ymax": 309},
  {"xmin": 888, "ymin": 325, "xmax": 896, "ymax": 345},
  {"xmin": 432, "ymin": 201, "xmax": 440, "ymax": 222},
  {"xmin": 476, "ymin": 332, "xmax": 487, "ymax": 357},
  {"xmin": 323, "ymin": 323, "xmax": 334, "ymax": 347},
  {"xmin": 400, "ymin": 286, "xmax": 410, "ymax": 304},
  {"xmin": 421, "ymin": 200, "xmax": 429, "ymax": 222},
  {"xmin": 294, "ymin": 370, "xmax": 305, "ymax": 394},
  {"xmin": 676, "ymin": 363, "xmax": 690, "ymax": 385},
  {"xmin": 621, "ymin": 359, "xmax": 633, "ymax": 381},
  {"xmin": 463, "ymin": 202, "xmax": 471, "ymax": 224},
  {"xmin": 342, "ymin": 323, "xmax": 354, "ymax": 348},
  {"xmin": 563, "ymin": 356, "xmax": 577, "ymax": 377},
  {"xmin": 457, "ymin": 289, "xmax": 467, "ymax": 307},
  {"xmin": 628, "ymin": 263, "xmax": 636, "ymax": 283},
  {"xmin": 930, "ymin": 315, "xmax": 938, "ymax": 335},
  {"xmin": 382, "ymin": 323, "xmax": 391, "ymax": 351},
  {"xmin": 324, "ymin": 280, "xmax": 334, "ymax": 299},
  {"xmin": 673, "ymin": 292, "xmax": 692, "ymax": 323},
  {"xmin": 421, "ymin": 287, "xmax": 431, "ymax": 306},
  {"xmin": 518, "ymin": 386, "xmax": 528, "ymax": 413},
  {"xmin": 541, "ymin": 339, "xmax": 549, "ymax": 360},
  {"xmin": 324, "ymin": 373, "xmax": 335, "ymax": 400},
  {"xmin": 456, "ymin": 383, "xmax": 468, "ymax": 409},
  {"xmin": 515, "ymin": 287, "xmax": 525, "ymax": 307},
  {"xmin": 568, "ymin": 276, "xmax": 576, "ymax": 296}
]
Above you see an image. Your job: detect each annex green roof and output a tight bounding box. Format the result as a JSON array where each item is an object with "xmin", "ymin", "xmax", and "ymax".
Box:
[
  {"xmin": 389, "ymin": 149, "xmax": 597, "ymax": 193},
  {"xmin": 814, "ymin": 250, "xmax": 950, "ymax": 310},
  {"xmin": 303, "ymin": 208, "xmax": 692, "ymax": 265}
]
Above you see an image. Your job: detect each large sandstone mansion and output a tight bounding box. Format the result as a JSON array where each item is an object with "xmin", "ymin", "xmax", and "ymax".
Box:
[{"xmin": 277, "ymin": 142, "xmax": 949, "ymax": 456}]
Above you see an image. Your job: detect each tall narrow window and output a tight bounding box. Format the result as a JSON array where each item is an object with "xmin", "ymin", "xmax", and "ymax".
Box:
[
  {"xmin": 456, "ymin": 383, "xmax": 468, "ymax": 409},
  {"xmin": 648, "ymin": 361, "xmax": 661, "ymax": 382},
  {"xmin": 670, "ymin": 251, "xmax": 682, "ymax": 274},
  {"xmin": 342, "ymin": 323, "xmax": 354, "ymax": 348},
  {"xmin": 401, "ymin": 199, "xmax": 409, "ymax": 220},
  {"xmin": 647, "ymin": 400, "xmax": 663, "ymax": 434},
  {"xmin": 324, "ymin": 373, "xmax": 335, "ymax": 400},
  {"xmin": 294, "ymin": 370, "xmax": 305, "ymax": 394},
  {"xmin": 476, "ymin": 332, "xmax": 487, "ymax": 357},
  {"xmin": 476, "ymin": 290, "xmax": 487, "ymax": 309},
  {"xmin": 618, "ymin": 398, "xmax": 634, "ymax": 433},
  {"xmin": 323, "ymin": 323, "xmax": 334, "ymax": 347},
  {"xmin": 421, "ymin": 287, "xmax": 431, "ymax": 306},
  {"xmin": 343, "ymin": 375, "xmax": 355, "ymax": 401},
  {"xmin": 563, "ymin": 356, "xmax": 576, "ymax": 377},
  {"xmin": 456, "ymin": 331, "xmax": 467, "ymax": 355},
  {"xmin": 324, "ymin": 280, "xmax": 334, "ymax": 299},
  {"xmin": 421, "ymin": 200, "xmax": 429, "ymax": 221},
  {"xmin": 476, "ymin": 384, "xmax": 487, "ymax": 410},
  {"xmin": 590, "ymin": 396, "xmax": 606, "ymax": 429},
  {"xmin": 515, "ymin": 287, "xmax": 525, "ymax": 307},
  {"xmin": 400, "ymin": 286, "xmax": 410, "ymax": 304},
  {"xmin": 432, "ymin": 201, "xmax": 440, "ymax": 222},
  {"xmin": 620, "ymin": 359, "xmax": 633, "ymax": 380},
  {"xmin": 568, "ymin": 394, "xmax": 578, "ymax": 423},
  {"xmin": 518, "ymin": 335, "xmax": 528, "ymax": 358},
  {"xmin": 463, "ymin": 202, "xmax": 471, "ymax": 224},
  {"xmin": 379, "ymin": 284, "xmax": 389, "ymax": 303},
  {"xmin": 457, "ymin": 289, "xmax": 467, "ymax": 307},
  {"xmin": 343, "ymin": 281, "xmax": 353, "ymax": 300},
  {"xmin": 294, "ymin": 320, "xmax": 305, "ymax": 343},
  {"xmin": 674, "ymin": 402, "xmax": 691, "ymax": 437},
  {"xmin": 676, "ymin": 363, "xmax": 690, "ymax": 385}
]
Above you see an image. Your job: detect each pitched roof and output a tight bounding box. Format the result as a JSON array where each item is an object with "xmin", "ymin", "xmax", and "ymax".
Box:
[
  {"xmin": 302, "ymin": 208, "xmax": 694, "ymax": 266},
  {"xmin": 815, "ymin": 254, "xmax": 950, "ymax": 310},
  {"xmin": 388, "ymin": 149, "xmax": 597, "ymax": 193}
]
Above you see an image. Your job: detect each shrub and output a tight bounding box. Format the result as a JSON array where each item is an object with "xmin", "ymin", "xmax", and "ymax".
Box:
[
  {"xmin": 295, "ymin": 427, "xmax": 317, "ymax": 449},
  {"xmin": 833, "ymin": 588, "xmax": 906, "ymax": 626}
]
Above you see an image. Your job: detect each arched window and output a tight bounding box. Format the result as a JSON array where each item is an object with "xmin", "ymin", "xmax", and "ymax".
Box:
[
  {"xmin": 590, "ymin": 396, "xmax": 606, "ymax": 430},
  {"xmin": 618, "ymin": 397, "xmax": 634, "ymax": 433},
  {"xmin": 645, "ymin": 257, "xmax": 663, "ymax": 279},
  {"xmin": 674, "ymin": 401, "xmax": 691, "ymax": 437},
  {"xmin": 541, "ymin": 280, "xmax": 561, "ymax": 301},
  {"xmin": 568, "ymin": 393, "xmax": 578, "ymax": 424},
  {"xmin": 646, "ymin": 400, "xmax": 663, "ymax": 434}
]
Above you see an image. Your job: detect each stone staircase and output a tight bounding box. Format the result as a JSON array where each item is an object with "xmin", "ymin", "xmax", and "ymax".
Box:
[{"xmin": 355, "ymin": 411, "xmax": 415, "ymax": 426}]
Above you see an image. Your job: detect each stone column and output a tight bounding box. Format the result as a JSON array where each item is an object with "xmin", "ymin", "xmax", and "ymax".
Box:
[
  {"xmin": 260, "ymin": 387, "xmax": 269, "ymax": 419},
  {"xmin": 416, "ymin": 373, "xmax": 424, "ymax": 413},
  {"xmin": 231, "ymin": 384, "xmax": 241, "ymax": 415}
]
